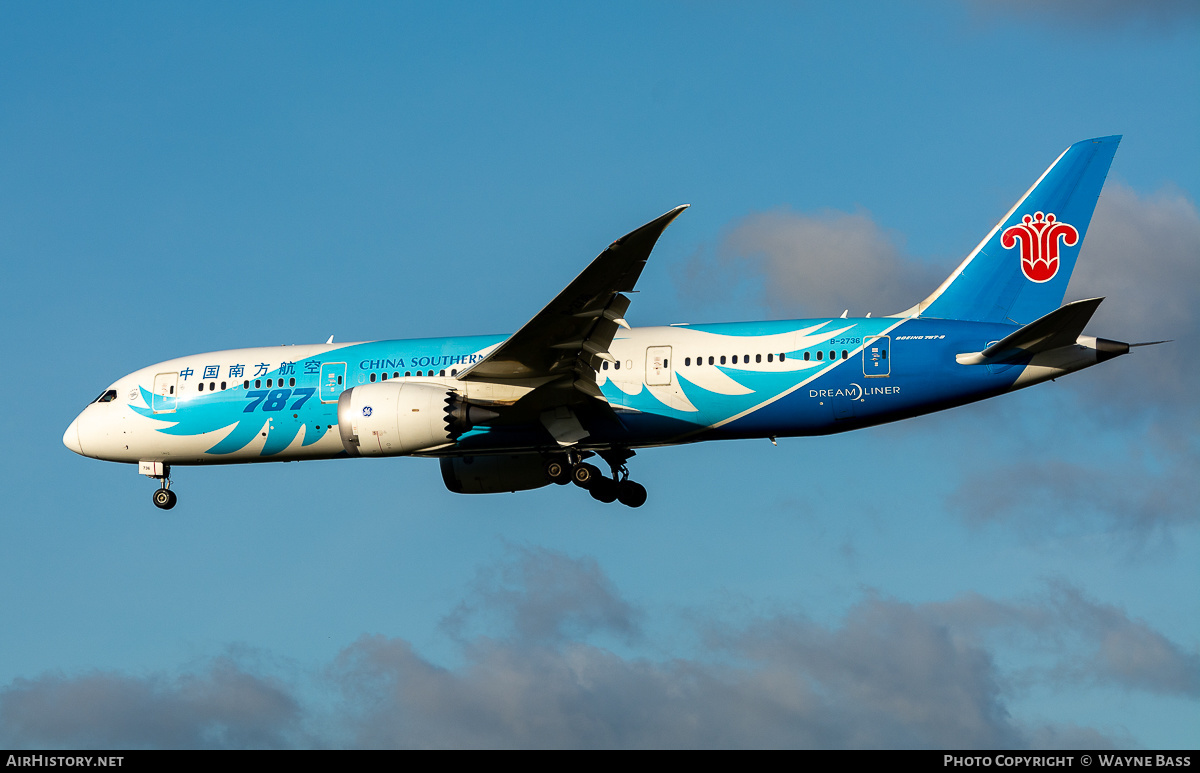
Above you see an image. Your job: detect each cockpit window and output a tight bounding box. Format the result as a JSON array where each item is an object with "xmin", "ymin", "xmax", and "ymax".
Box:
[{"xmin": 92, "ymin": 389, "xmax": 117, "ymax": 404}]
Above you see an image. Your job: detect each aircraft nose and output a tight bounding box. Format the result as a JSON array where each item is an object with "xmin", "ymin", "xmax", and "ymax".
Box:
[{"xmin": 63, "ymin": 415, "xmax": 85, "ymax": 456}]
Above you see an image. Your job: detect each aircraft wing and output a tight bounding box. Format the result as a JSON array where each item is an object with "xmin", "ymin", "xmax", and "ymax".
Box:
[{"xmin": 457, "ymin": 205, "xmax": 688, "ymax": 396}]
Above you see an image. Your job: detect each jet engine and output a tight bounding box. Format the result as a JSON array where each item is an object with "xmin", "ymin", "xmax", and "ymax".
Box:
[
  {"xmin": 440, "ymin": 454, "xmax": 552, "ymax": 494},
  {"xmin": 337, "ymin": 382, "xmax": 502, "ymax": 456},
  {"xmin": 336, "ymin": 382, "xmax": 456, "ymax": 456}
]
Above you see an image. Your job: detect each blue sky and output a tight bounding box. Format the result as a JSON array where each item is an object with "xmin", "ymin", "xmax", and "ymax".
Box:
[{"xmin": 1, "ymin": 1, "xmax": 1197, "ymax": 749}]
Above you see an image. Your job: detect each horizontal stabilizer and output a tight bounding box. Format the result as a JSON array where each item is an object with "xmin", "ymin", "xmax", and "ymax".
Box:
[{"xmin": 956, "ymin": 297, "xmax": 1104, "ymax": 365}]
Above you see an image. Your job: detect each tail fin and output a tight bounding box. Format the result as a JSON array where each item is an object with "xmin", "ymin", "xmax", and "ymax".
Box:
[{"xmin": 899, "ymin": 136, "xmax": 1120, "ymax": 325}]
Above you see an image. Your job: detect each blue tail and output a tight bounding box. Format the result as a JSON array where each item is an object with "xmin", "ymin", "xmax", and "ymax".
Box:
[{"xmin": 905, "ymin": 136, "xmax": 1120, "ymax": 325}]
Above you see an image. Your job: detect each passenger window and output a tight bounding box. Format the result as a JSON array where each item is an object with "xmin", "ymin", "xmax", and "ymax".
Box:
[
  {"xmin": 290, "ymin": 378, "xmax": 296, "ymax": 387},
  {"xmin": 708, "ymin": 356, "xmax": 714, "ymax": 365},
  {"xmin": 450, "ymin": 369, "xmax": 456, "ymax": 376},
  {"xmin": 382, "ymin": 372, "xmax": 388, "ymax": 380},
  {"xmin": 337, "ymin": 376, "xmax": 343, "ymax": 385},
  {"xmin": 804, "ymin": 352, "xmax": 810, "ymax": 361},
  {"xmin": 221, "ymin": 381, "xmax": 227, "ymax": 390},
  {"xmin": 720, "ymin": 355, "xmax": 726, "ymax": 365},
  {"xmin": 405, "ymin": 371, "xmax": 412, "ymax": 377},
  {"xmin": 255, "ymin": 379, "xmax": 261, "ymax": 388},
  {"xmin": 842, "ymin": 350, "xmax": 848, "ymax": 359},
  {"xmin": 614, "ymin": 361, "xmax": 621, "ymax": 370},
  {"xmin": 370, "ymin": 373, "xmax": 376, "ymax": 382},
  {"xmin": 816, "ymin": 351, "xmax": 823, "ymax": 361},
  {"xmin": 440, "ymin": 370, "xmax": 446, "ymax": 377},
  {"xmin": 198, "ymin": 383, "xmax": 204, "ymax": 392},
  {"xmin": 603, "ymin": 361, "xmax": 609, "ymax": 370},
  {"xmin": 209, "ymin": 382, "xmax": 215, "ymax": 390},
  {"xmin": 684, "ymin": 358, "xmax": 690, "ymax": 367},
  {"xmin": 829, "ymin": 351, "xmax": 835, "ymax": 361},
  {"xmin": 767, "ymin": 354, "xmax": 773, "ymax": 363},
  {"xmin": 780, "ymin": 353, "xmax": 786, "ymax": 362},
  {"xmin": 732, "ymin": 355, "xmax": 738, "ymax": 364},
  {"xmin": 243, "ymin": 380, "xmax": 249, "ymax": 389},
  {"xmin": 756, "ymin": 354, "xmax": 762, "ymax": 363}
]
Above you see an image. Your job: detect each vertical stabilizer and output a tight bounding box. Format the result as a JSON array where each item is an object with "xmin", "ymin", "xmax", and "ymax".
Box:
[{"xmin": 900, "ymin": 136, "xmax": 1120, "ymax": 325}]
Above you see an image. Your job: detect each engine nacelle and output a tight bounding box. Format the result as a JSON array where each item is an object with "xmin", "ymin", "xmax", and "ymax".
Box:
[
  {"xmin": 337, "ymin": 382, "xmax": 454, "ymax": 457},
  {"xmin": 440, "ymin": 454, "xmax": 551, "ymax": 494}
]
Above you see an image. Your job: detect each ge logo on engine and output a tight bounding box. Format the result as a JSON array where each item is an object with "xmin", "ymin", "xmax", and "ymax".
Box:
[{"xmin": 362, "ymin": 406, "xmax": 373, "ymax": 417}]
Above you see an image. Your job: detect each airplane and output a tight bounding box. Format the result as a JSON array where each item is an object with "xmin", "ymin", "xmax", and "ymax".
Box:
[{"xmin": 65, "ymin": 136, "xmax": 1144, "ymax": 510}]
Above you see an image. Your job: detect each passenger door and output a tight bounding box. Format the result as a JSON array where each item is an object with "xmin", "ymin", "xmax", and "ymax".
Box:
[
  {"xmin": 645, "ymin": 346, "xmax": 673, "ymax": 386},
  {"xmin": 320, "ymin": 362, "xmax": 347, "ymax": 403},
  {"xmin": 152, "ymin": 372, "xmax": 177, "ymax": 413},
  {"xmin": 863, "ymin": 336, "xmax": 891, "ymax": 378}
]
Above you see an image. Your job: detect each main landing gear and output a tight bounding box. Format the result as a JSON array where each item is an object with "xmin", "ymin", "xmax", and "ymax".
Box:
[
  {"xmin": 141, "ymin": 462, "xmax": 177, "ymax": 510},
  {"xmin": 546, "ymin": 450, "xmax": 647, "ymax": 508}
]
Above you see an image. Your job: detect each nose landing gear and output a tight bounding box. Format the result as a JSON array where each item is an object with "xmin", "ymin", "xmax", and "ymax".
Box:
[{"xmin": 141, "ymin": 461, "xmax": 177, "ymax": 510}]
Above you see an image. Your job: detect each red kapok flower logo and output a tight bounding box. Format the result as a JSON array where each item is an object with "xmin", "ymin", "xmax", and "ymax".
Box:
[{"xmin": 1001, "ymin": 211, "xmax": 1079, "ymax": 283}]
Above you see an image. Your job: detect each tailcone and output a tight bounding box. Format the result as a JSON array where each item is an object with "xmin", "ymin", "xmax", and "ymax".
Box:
[{"xmin": 1095, "ymin": 338, "xmax": 1130, "ymax": 362}]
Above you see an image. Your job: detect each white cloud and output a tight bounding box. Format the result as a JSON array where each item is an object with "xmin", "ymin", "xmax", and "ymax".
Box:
[
  {"xmin": 929, "ymin": 582, "xmax": 1200, "ymax": 698},
  {"xmin": 1066, "ymin": 181, "xmax": 1200, "ymax": 412},
  {"xmin": 441, "ymin": 544, "xmax": 640, "ymax": 645},
  {"xmin": 5, "ymin": 549, "xmax": 1186, "ymax": 749},
  {"xmin": 947, "ymin": 183, "xmax": 1200, "ymax": 537},
  {"xmin": 947, "ymin": 454, "xmax": 1200, "ymax": 537},
  {"xmin": 0, "ymin": 656, "xmax": 304, "ymax": 749},
  {"xmin": 680, "ymin": 207, "xmax": 943, "ymax": 319}
]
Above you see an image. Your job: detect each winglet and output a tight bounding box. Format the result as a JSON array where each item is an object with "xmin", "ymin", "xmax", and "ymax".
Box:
[{"xmin": 458, "ymin": 205, "xmax": 689, "ymax": 383}]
